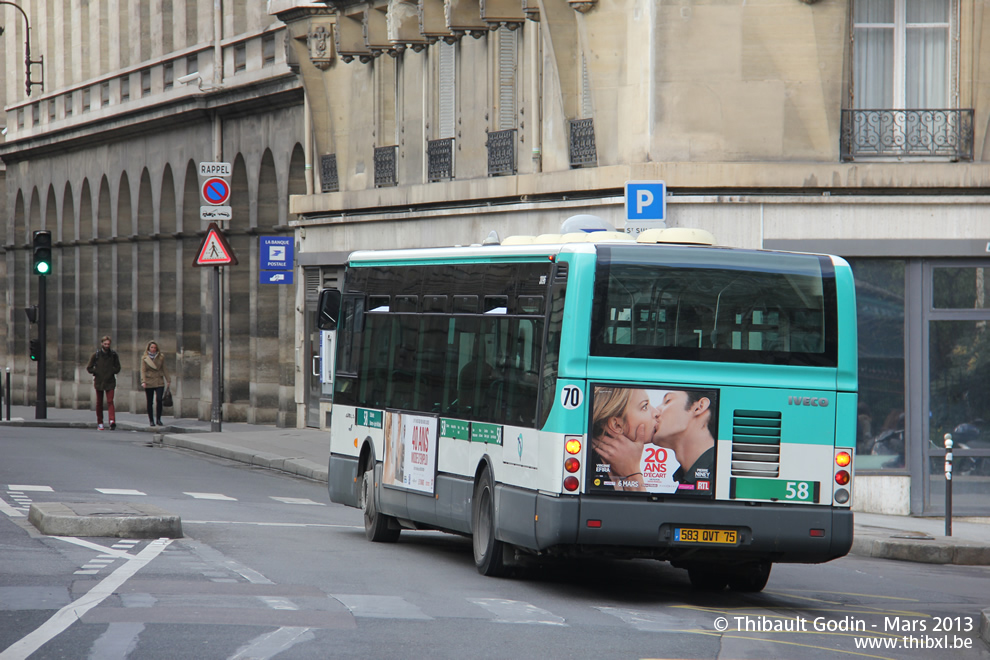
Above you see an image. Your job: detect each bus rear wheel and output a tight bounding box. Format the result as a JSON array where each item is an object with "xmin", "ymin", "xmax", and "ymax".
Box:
[
  {"xmin": 727, "ymin": 562, "xmax": 771, "ymax": 592},
  {"xmin": 687, "ymin": 565, "xmax": 728, "ymax": 591},
  {"xmin": 472, "ymin": 469, "xmax": 508, "ymax": 577},
  {"xmin": 362, "ymin": 464, "xmax": 400, "ymax": 543}
]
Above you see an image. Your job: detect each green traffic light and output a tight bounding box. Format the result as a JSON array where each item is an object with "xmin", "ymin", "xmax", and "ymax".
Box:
[{"xmin": 35, "ymin": 262, "xmax": 50, "ymax": 275}]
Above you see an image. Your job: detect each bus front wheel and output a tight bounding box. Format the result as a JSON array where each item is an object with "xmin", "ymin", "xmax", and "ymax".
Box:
[
  {"xmin": 472, "ymin": 469, "xmax": 508, "ymax": 577},
  {"xmin": 362, "ymin": 464, "xmax": 400, "ymax": 543}
]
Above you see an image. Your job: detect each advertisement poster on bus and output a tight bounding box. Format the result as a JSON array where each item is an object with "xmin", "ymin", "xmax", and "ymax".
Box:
[
  {"xmin": 587, "ymin": 385, "xmax": 718, "ymax": 498},
  {"xmin": 383, "ymin": 411, "xmax": 438, "ymax": 494}
]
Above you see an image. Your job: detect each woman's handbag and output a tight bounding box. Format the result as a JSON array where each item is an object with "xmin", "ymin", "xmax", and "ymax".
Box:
[{"xmin": 162, "ymin": 387, "xmax": 173, "ymax": 407}]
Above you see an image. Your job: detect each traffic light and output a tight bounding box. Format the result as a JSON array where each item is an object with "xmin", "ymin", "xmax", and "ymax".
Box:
[
  {"xmin": 32, "ymin": 230, "xmax": 52, "ymax": 276},
  {"xmin": 29, "ymin": 339, "xmax": 40, "ymax": 361}
]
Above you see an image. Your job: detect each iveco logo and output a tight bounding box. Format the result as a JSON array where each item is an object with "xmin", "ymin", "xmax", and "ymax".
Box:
[{"xmin": 788, "ymin": 396, "xmax": 829, "ymax": 407}]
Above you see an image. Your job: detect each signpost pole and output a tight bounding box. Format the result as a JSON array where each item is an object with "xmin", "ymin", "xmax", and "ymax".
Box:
[{"xmin": 212, "ymin": 265, "xmax": 222, "ymax": 432}]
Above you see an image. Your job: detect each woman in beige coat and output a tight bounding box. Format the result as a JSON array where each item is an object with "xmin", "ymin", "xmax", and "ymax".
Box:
[{"xmin": 141, "ymin": 340, "xmax": 171, "ymax": 426}]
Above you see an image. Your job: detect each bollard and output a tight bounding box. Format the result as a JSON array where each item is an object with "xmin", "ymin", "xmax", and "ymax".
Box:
[{"xmin": 944, "ymin": 433, "xmax": 953, "ymax": 537}]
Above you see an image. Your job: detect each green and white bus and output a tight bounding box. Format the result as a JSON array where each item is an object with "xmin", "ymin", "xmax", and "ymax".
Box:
[{"xmin": 321, "ymin": 228, "xmax": 856, "ymax": 590}]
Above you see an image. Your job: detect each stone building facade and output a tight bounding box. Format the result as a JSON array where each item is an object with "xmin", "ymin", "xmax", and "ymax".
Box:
[
  {"xmin": 1, "ymin": 1, "xmax": 309, "ymax": 427},
  {"xmin": 273, "ymin": 0, "xmax": 990, "ymax": 517}
]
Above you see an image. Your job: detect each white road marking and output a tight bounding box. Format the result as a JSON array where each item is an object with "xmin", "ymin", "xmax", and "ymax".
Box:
[
  {"xmin": 468, "ymin": 598, "xmax": 568, "ymax": 626},
  {"xmin": 228, "ymin": 627, "xmax": 314, "ymax": 660},
  {"xmin": 0, "ymin": 538, "xmax": 172, "ymax": 660},
  {"xmin": 7, "ymin": 485, "xmax": 53, "ymax": 492},
  {"xmin": 183, "ymin": 520, "xmax": 356, "ymax": 529},
  {"xmin": 269, "ymin": 497, "xmax": 325, "ymax": 506},
  {"xmin": 0, "ymin": 499, "xmax": 26, "ymax": 518},
  {"xmin": 54, "ymin": 537, "xmax": 135, "ymax": 560},
  {"xmin": 73, "ymin": 570, "xmax": 100, "ymax": 575},
  {"xmin": 183, "ymin": 492, "xmax": 237, "ymax": 500},
  {"xmin": 258, "ymin": 596, "xmax": 298, "ymax": 611},
  {"xmin": 95, "ymin": 489, "xmax": 146, "ymax": 496},
  {"xmin": 333, "ymin": 594, "xmax": 432, "ymax": 620}
]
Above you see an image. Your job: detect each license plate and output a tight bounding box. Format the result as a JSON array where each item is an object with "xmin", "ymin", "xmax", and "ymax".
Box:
[{"xmin": 674, "ymin": 527, "xmax": 738, "ymax": 544}]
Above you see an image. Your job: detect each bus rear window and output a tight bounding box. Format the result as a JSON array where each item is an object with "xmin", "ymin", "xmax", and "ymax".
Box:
[{"xmin": 591, "ymin": 246, "xmax": 838, "ymax": 367}]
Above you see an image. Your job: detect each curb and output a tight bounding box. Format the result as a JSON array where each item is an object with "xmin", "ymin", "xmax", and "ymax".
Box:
[
  {"xmin": 161, "ymin": 434, "xmax": 329, "ymax": 483},
  {"xmin": 28, "ymin": 501, "xmax": 182, "ymax": 538},
  {"xmin": 851, "ymin": 531, "xmax": 990, "ymax": 566},
  {"xmin": 981, "ymin": 608, "xmax": 990, "ymax": 648}
]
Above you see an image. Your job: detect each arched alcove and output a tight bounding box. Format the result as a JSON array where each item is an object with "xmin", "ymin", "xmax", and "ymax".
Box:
[
  {"xmin": 116, "ymin": 172, "xmax": 135, "ymax": 400},
  {"xmin": 226, "ymin": 153, "xmax": 251, "ymax": 419},
  {"xmin": 58, "ymin": 182, "xmax": 77, "ymax": 403},
  {"xmin": 179, "ymin": 160, "xmax": 202, "ymax": 419}
]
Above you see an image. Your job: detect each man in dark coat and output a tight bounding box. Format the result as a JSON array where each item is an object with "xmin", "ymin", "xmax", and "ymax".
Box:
[{"xmin": 85, "ymin": 335, "xmax": 121, "ymax": 430}]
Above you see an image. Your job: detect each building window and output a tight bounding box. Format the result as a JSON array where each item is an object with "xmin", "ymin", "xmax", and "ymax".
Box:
[
  {"xmin": 263, "ymin": 33, "xmax": 276, "ymax": 65},
  {"xmin": 844, "ymin": 0, "xmax": 968, "ymax": 160},
  {"xmin": 164, "ymin": 63, "xmax": 174, "ymax": 90},
  {"xmin": 141, "ymin": 70, "xmax": 152, "ymax": 96},
  {"xmin": 101, "ymin": 82, "xmax": 110, "ymax": 107},
  {"xmin": 186, "ymin": 54, "xmax": 198, "ymax": 77},
  {"xmin": 17, "ymin": 107, "xmax": 24, "ymax": 129},
  {"xmin": 853, "ymin": 0, "xmax": 953, "ymax": 110},
  {"xmin": 121, "ymin": 76, "xmax": 131, "ymax": 101},
  {"xmin": 32, "ymin": 103, "xmax": 40, "ymax": 125},
  {"xmin": 234, "ymin": 43, "xmax": 246, "ymax": 72},
  {"xmin": 82, "ymin": 87, "xmax": 91, "ymax": 112},
  {"xmin": 847, "ymin": 259, "xmax": 906, "ymax": 471},
  {"xmin": 48, "ymin": 99, "xmax": 56, "ymax": 122},
  {"xmin": 64, "ymin": 93, "xmax": 73, "ymax": 117}
]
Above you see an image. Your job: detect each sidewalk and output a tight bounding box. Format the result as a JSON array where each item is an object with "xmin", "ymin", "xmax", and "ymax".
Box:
[{"xmin": 3, "ymin": 405, "xmax": 990, "ymax": 564}]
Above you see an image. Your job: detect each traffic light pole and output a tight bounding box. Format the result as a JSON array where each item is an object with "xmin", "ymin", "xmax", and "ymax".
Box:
[{"xmin": 36, "ymin": 275, "xmax": 47, "ymax": 419}]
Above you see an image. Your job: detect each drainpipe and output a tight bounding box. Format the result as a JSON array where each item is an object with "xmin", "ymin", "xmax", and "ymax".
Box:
[
  {"xmin": 529, "ymin": 20, "xmax": 542, "ymax": 172},
  {"xmin": 304, "ymin": 91, "xmax": 314, "ymax": 194},
  {"xmin": 214, "ymin": 0, "xmax": 223, "ymax": 89}
]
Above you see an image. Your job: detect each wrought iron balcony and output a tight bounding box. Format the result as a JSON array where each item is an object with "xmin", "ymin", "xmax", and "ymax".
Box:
[
  {"xmin": 427, "ymin": 138, "xmax": 454, "ymax": 182},
  {"xmin": 320, "ymin": 154, "xmax": 339, "ymax": 193},
  {"xmin": 486, "ymin": 129, "xmax": 517, "ymax": 176},
  {"xmin": 374, "ymin": 145, "xmax": 398, "ymax": 188},
  {"xmin": 840, "ymin": 109, "xmax": 973, "ymax": 161},
  {"xmin": 569, "ymin": 118, "xmax": 597, "ymax": 168}
]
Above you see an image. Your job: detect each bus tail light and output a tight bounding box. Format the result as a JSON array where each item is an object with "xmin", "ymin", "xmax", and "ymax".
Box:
[
  {"xmin": 832, "ymin": 448, "xmax": 853, "ymax": 506},
  {"xmin": 564, "ymin": 457, "xmax": 580, "ymax": 473},
  {"xmin": 562, "ymin": 435, "xmax": 584, "ymax": 493},
  {"xmin": 563, "ymin": 476, "xmax": 580, "ymax": 492},
  {"xmin": 565, "ymin": 437, "xmax": 582, "ymax": 454}
]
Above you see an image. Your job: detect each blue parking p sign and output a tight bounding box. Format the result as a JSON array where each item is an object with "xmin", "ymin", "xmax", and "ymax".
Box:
[{"xmin": 625, "ymin": 181, "xmax": 667, "ymax": 221}]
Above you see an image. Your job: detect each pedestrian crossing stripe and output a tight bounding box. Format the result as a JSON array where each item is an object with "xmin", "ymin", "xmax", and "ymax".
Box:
[{"xmin": 193, "ymin": 222, "xmax": 238, "ymax": 267}]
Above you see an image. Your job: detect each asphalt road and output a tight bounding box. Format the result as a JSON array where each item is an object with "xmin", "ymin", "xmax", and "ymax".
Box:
[{"xmin": 2, "ymin": 426, "xmax": 989, "ymax": 659}]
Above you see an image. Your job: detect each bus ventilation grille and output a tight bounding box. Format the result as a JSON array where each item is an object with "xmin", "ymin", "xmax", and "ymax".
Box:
[
  {"xmin": 730, "ymin": 409, "xmax": 782, "ymax": 478},
  {"xmin": 554, "ymin": 262, "xmax": 568, "ymax": 281}
]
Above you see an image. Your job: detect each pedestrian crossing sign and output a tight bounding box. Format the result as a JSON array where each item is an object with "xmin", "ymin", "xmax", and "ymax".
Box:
[{"xmin": 193, "ymin": 222, "xmax": 239, "ymax": 267}]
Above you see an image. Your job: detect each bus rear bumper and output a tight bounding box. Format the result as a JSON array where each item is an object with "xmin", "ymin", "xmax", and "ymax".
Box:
[{"xmin": 536, "ymin": 494, "xmax": 853, "ymax": 564}]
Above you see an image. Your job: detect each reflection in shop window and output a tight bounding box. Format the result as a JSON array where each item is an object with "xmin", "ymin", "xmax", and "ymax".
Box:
[
  {"xmin": 933, "ymin": 267, "xmax": 988, "ymax": 309},
  {"xmin": 848, "ymin": 259, "xmax": 906, "ymax": 470}
]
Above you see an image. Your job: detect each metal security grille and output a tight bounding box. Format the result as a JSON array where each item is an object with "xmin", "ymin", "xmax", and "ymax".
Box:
[
  {"xmin": 427, "ymin": 138, "xmax": 454, "ymax": 181},
  {"xmin": 486, "ymin": 129, "xmax": 516, "ymax": 176},
  {"xmin": 374, "ymin": 145, "xmax": 398, "ymax": 187},
  {"xmin": 840, "ymin": 109, "xmax": 973, "ymax": 161},
  {"xmin": 730, "ymin": 410, "xmax": 782, "ymax": 478},
  {"xmin": 320, "ymin": 154, "xmax": 339, "ymax": 192},
  {"xmin": 569, "ymin": 118, "xmax": 597, "ymax": 168}
]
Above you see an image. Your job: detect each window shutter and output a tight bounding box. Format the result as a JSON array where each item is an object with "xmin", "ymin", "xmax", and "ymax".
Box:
[
  {"xmin": 439, "ymin": 42, "xmax": 456, "ymax": 139},
  {"xmin": 497, "ymin": 28, "xmax": 516, "ymax": 130}
]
